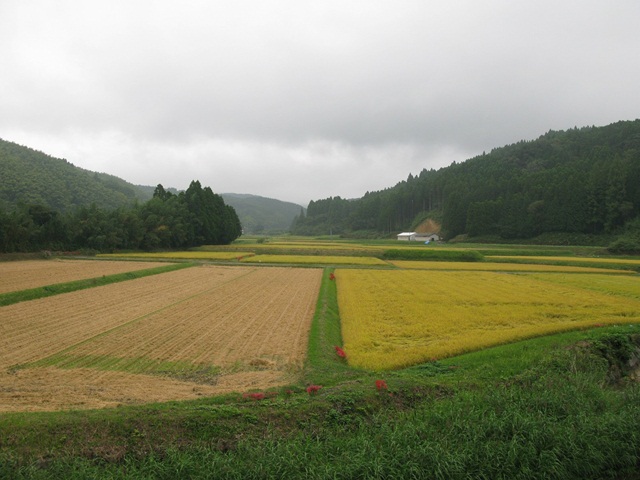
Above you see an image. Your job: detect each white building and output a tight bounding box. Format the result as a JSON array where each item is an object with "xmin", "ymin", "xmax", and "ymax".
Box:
[
  {"xmin": 397, "ymin": 232, "xmax": 441, "ymax": 242},
  {"xmin": 397, "ymin": 232, "xmax": 416, "ymax": 241}
]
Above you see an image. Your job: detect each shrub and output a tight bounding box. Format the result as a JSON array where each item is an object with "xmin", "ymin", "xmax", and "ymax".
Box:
[{"xmin": 608, "ymin": 236, "xmax": 640, "ymax": 254}]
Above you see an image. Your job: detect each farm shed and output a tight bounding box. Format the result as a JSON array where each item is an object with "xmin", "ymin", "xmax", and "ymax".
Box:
[
  {"xmin": 415, "ymin": 233, "xmax": 440, "ymax": 242},
  {"xmin": 397, "ymin": 232, "xmax": 416, "ymax": 241}
]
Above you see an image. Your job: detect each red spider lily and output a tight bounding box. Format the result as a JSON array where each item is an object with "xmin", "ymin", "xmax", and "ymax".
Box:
[
  {"xmin": 329, "ymin": 273, "xmax": 336, "ymax": 281},
  {"xmin": 306, "ymin": 385, "xmax": 322, "ymax": 395},
  {"xmin": 375, "ymin": 379, "xmax": 388, "ymax": 391},
  {"xmin": 334, "ymin": 346, "xmax": 347, "ymax": 358},
  {"xmin": 594, "ymin": 323, "xmax": 605, "ymax": 328}
]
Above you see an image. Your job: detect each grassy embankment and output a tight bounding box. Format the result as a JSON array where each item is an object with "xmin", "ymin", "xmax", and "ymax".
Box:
[{"xmin": 1, "ymin": 268, "xmax": 640, "ymax": 478}]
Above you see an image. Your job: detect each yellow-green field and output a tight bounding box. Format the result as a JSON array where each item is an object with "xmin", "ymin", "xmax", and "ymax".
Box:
[
  {"xmin": 528, "ymin": 273, "xmax": 640, "ymax": 300},
  {"xmin": 390, "ymin": 260, "xmax": 633, "ymax": 274},
  {"xmin": 99, "ymin": 251, "xmax": 255, "ymax": 260},
  {"xmin": 240, "ymin": 254, "xmax": 388, "ymax": 266},
  {"xmin": 489, "ymin": 255, "xmax": 640, "ymax": 266},
  {"xmin": 336, "ymin": 269, "xmax": 640, "ymax": 370}
]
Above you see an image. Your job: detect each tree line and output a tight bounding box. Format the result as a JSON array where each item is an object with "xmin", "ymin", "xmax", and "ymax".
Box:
[
  {"xmin": 290, "ymin": 120, "xmax": 640, "ymax": 249},
  {"xmin": 0, "ymin": 181, "xmax": 242, "ymax": 253}
]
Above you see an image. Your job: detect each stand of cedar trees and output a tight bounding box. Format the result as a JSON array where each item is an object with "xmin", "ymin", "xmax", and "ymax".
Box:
[{"xmin": 0, "ymin": 181, "xmax": 242, "ymax": 253}]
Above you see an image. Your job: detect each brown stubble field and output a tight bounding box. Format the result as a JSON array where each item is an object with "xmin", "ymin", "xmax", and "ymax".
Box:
[
  {"xmin": 0, "ymin": 264, "xmax": 322, "ymax": 412},
  {"xmin": 0, "ymin": 259, "xmax": 169, "ymax": 294}
]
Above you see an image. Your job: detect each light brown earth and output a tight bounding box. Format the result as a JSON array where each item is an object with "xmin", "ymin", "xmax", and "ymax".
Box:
[
  {"xmin": 414, "ymin": 218, "xmax": 441, "ymax": 234},
  {"xmin": 0, "ymin": 265, "xmax": 322, "ymax": 412},
  {"xmin": 0, "ymin": 259, "xmax": 169, "ymax": 294}
]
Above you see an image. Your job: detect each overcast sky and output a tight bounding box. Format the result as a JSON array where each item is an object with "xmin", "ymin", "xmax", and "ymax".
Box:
[{"xmin": 1, "ymin": 2, "xmax": 639, "ymax": 206}]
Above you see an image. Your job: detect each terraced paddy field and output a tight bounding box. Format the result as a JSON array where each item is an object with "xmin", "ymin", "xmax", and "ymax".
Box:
[
  {"xmin": 0, "ymin": 265, "xmax": 321, "ymax": 412},
  {"xmin": 337, "ymin": 268, "xmax": 640, "ymax": 370},
  {"xmin": 0, "ymin": 259, "xmax": 168, "ymax": 294},
  {"xmin": 99, "ymin": 251, "xmax": 255, "ymax": 261},
  {"xmin": 390, "ymin": 260, "xmax": 633, "ymax": 273},
  {"xmin": 241, "ymin": 254, "xmax": 389, "ymax": 266}
]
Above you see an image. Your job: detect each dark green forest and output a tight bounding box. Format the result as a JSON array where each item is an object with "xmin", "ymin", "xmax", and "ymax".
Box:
[
  {"xmin": 0, "ymin": 181, "xmax": 241, "ymax": 252},
  {"xmin": 291, "ymin": 120, "xmax": 640, "ymax": 251}
]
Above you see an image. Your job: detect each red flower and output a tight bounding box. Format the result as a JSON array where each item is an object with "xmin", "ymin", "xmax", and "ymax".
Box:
[
  {"xmin": 329, "ymin": 273, "xmax": 336, "ymax": 281},
  {"xmin": 375, "ymin": 379, "xmax": 388, "ymax": 391},
  {"xmin": 334, "ymin": 346, "xmax": 347, "ymax": 358},
  {"xmin": 306, "ymin": 385, "xmax": 322, "ymax": 395}
]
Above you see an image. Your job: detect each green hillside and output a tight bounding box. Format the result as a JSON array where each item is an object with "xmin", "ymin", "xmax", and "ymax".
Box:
[
  {"xmin": 292, "ymin": 120, "xmax": 640, "ymax": 247},
  {"xmin": 0, "ymin": 138, "xmax": 152, "ymax": 212},
  {"xmin": 0, "ymin": 139, "xmax": 303, "ymax": 238},
  {"xmin": 222, "ymin": 193, "xmax": 303, "ymax": 234}
]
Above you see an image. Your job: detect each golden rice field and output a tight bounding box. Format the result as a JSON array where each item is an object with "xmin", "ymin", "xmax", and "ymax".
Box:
[
  {"xmin": 336, "ymin": 269, "xmax": 640, "ymax": 370},
  {"xmin": 489, "ymin": 255, "xmax": 640, "ymax": 266},
  {"xmin": 528, "ymin": 273, "xmax": 640, "ymax": 300},
  {"xmin": 99, "ymin": 251, "xmax": 255, "ymax": 260},
  {"xmin": 253, "ymin": 242, "xmax": 374, "ymax": 251},
  {"xmin": 241, "ymin": 254, "xmax": 388, "ymax": 266},
  {"xmin": 390, "ymin": 260, "xmax": 633, "ymax": 274}
]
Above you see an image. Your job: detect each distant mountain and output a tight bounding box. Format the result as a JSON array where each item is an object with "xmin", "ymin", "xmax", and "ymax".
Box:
[
  {"xmin": 221, "ymin": 193, "xmax": 303, "ymax": 234},
  {"xmin": 0, "ymin": 138, "xmax": 152, "ymax": 212}
]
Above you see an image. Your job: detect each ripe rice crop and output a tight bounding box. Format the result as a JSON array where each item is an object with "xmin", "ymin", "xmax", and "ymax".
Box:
[
  {"xmin": 336, "ymin": 269, "xmax": 640, "ymax": 370},
  {"xmin": 391, "ymin": 260, "xmax": 631, "ymax": 274},
  {"xmin": 240, "ymin": 254, "xmax": 388, "ymax": 266},
  {"xmin": 256, "ymin": 242, "xmax": 373, "ymax": 251},
  {"xmin": 99, "ymin": 251, "xmax": 254, "ymax": 260},
  {"xmin": 528, "ymin": 273, "xmax": 640, "ymax": 300},
  {"xmin": 489, "ymin": 255, "xmax": 640, "ymax": 266}
]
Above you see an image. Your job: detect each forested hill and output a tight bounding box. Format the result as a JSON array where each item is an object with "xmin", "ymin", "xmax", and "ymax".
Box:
[
  {"xmin": 291, "ymin": 120, "xmax": 640, "ymax": 244},
  {"xmin": 221, "ymin": 193, "xmax": 303, "ymax": 234},
  {"xmin": 0, "ymin": 138, "xmax": 152, "ymax": 212}
]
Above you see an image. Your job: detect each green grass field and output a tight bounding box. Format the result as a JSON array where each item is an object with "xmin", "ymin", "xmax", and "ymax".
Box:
[{"xmin": 1, "ymin": 241, "xmax": 640, "ymax": 479}]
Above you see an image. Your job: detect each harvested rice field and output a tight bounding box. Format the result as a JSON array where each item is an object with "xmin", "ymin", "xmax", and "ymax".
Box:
[
  {"xmin": 0, "ymin": 265, "xmax": 322, "ymax": 412},
  {"xmin": 0, "ymin": 259, "xmax": 168, "ymax": 294}
]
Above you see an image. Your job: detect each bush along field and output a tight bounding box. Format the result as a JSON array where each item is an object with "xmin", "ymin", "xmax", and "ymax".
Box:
[{"xmin": 1, "ymin": 267, "xmax": 640, "ymax": 479}]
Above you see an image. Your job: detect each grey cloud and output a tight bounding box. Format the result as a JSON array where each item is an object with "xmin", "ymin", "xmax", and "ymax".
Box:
[{"xmin": 1, "ymin": 1, "xmax": 639, "ymax": 205}]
